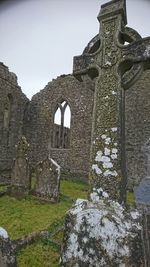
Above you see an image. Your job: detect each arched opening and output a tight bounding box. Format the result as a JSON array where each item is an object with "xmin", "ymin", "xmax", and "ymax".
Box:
[{"xmin": 53, "ymin": 100, "xmax": 71, "ymax": 149}]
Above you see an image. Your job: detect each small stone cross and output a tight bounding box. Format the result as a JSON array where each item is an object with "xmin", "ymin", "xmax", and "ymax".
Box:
[{"xmin": 73, "ymin": 0, "xmax": 150, "ymax": 202}]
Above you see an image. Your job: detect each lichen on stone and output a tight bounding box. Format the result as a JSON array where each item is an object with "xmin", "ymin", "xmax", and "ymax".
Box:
[
  {"xmin": 61, "ymin": 189, "xmax": 142, "ymax": 266},
  {"xmin": 92, "ymin": 164, "xmax": 102, "ymax": 175},
  {"xmin": 92, "ymin": 129, "xmax": 119, "ymax": 180}
]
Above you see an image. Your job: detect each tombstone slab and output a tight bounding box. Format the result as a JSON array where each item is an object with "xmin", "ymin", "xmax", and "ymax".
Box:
[
  {"xmin": 10, "ymin": 136, "xmax": 30, "ymax": 198},
  {"xmin": 35, "ymin": 157, "xmax": 60, "ymax": 202}
]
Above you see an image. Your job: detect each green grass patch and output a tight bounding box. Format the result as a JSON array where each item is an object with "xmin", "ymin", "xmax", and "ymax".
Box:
[
  {"xmin": 0, "ymin": 195, "xmax": 71, "ymax": 240},
  {"xmin": 60, "ymin": 179, "xmax": 88, "ymax": 200},
  {"xmin": 0, "ymin": 180, "xmax": 87, "ymax": 240},
  {"xmin": 17, "ymin": 240, "xmax": 59, "ymax": 267}
]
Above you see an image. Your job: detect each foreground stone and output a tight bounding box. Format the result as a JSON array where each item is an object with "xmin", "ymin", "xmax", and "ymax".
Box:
[
  {"xmin": 0, "ymin": 227, "xmax": 16, "ymax": 267},
  {"xmin": 35, "ymin": 156, "xmax": 60, "ymax": 202},
  {"xmin": 60, "ymin": 188, "xmax": 143, "ymax": 267}
]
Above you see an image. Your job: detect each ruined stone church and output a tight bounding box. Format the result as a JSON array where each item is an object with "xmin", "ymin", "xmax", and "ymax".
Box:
[{"xmin": 0, "ymin": 0, "xmax": 150, "ymax": 192}]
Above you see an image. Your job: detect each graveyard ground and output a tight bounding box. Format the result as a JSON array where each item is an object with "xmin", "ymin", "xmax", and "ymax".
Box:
[{"xmin": 0, "ymin": 180, "xmax": 134, "ymax": 267}]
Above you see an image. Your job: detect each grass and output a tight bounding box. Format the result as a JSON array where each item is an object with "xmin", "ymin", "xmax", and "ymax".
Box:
[
  {"xmin": 17, "ymin": 241, "xmax": 59, "ymax": 267},
  {"xmin": 0, "ymin": 195, "xmax": 70, "ymax": 240},
  {"xmin": 60, "ymin": 179, "xmax": 88, "ymax": 199},
  {"xmin": 0, "ymin": 179, "xmax": 88, "ymax": 267},
  {"xmin": 0, "ymin": 180, "xmax": 87, "ymax": 240}
]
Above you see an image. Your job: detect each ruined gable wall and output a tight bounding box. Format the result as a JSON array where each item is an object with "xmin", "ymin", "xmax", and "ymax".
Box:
[
  {"xmin": 0, "ymin": 63, "xmax": 29, "ymax": 182},
  {"xmin": 125, "ymin": 69, "xmax": 150, "ymax": 189},
  {"xmin": 24, "ymin": 74, "xmax": 94, "ymax": 179}
]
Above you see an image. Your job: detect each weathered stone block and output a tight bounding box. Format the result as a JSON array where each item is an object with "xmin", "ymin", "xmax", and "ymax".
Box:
[
  {"xmin": 60, "ymin": 188, "xmax": 143, "ymax": 267},
  {"xmin": 35, "ymin": 156, "xmax": 60, "ymax": 202},
  {"xmin": 0, "ymin": 227, "xmax": 16, "ymax": 267}
]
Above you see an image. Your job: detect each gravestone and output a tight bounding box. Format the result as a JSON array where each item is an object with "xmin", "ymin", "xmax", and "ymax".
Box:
[
  {"xmin": 60, "ymin": 0, "xmax": 150, "ymax": 265},
  {"xmin": 35, "ymin": 156, "xmax": 60, "ymax": 202},
  {"xmin": 0, "ymin": 227, "xmax": 16, "ymax": 267},
  {"xmin": 10, "ymin": 136, "xmax": 30, "ymax": 197}
]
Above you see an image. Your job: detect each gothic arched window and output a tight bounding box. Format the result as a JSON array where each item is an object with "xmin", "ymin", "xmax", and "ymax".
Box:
[{"xmin": 53, "ymin": 100, "xmax": 71, "ymax": 148}]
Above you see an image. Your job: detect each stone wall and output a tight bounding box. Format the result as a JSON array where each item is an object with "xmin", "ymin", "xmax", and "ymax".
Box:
[
  {"xmin": 24, "ymin": 74, "xmax": 94, "ymax": 178},
  {"xmin": 126, "ymin": 69, "xmax": 150, "ymax": 189},
  {"xmin": 0, "ymin": 63, "xmax": 29, "ymax": 183}
]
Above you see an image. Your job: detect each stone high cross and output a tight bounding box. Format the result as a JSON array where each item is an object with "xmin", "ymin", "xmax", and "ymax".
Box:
[{"xmin": 73, "ymin": 0, "xmax": 150, "ymax": 202}]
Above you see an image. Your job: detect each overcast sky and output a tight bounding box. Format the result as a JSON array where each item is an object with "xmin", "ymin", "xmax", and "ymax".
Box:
[{"xmin": 0, "ymin": 0, "xmax": 150, "ymax": 99}]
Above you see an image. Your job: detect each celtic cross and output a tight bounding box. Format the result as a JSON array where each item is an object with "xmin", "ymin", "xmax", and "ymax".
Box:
[{"xmin": 73, "ymin": 0, "xmax": 150, "ymax": 202}]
